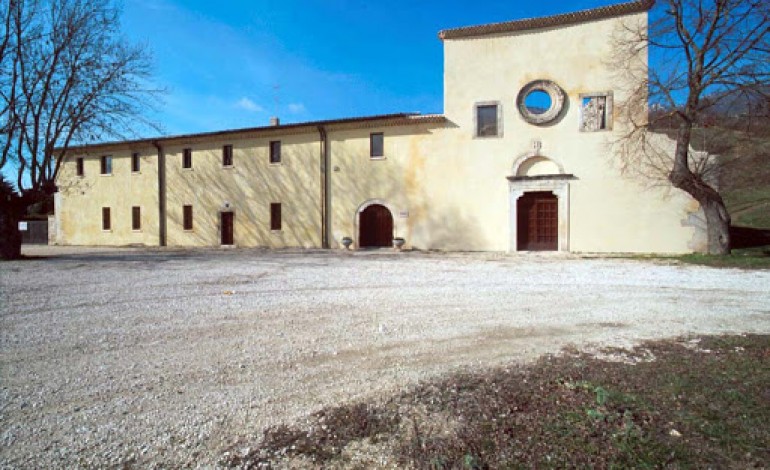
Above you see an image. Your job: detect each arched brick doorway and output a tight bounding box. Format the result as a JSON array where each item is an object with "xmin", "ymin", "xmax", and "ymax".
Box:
[
  {"xmin": 359, "ymin": 204, "xmax": 393, "ymax": 248},
  {"xmin": 517, "ymin": 191, "xmax": 558, "ymax": 251}
]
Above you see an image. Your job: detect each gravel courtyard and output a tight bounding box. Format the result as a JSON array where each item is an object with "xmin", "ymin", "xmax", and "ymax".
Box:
[{"xmin": 2, "ymin": 247, "xmax": 769, "ymax": 469}]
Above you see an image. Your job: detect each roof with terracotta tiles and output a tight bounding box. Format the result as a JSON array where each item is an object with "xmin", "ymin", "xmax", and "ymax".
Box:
[{"xmin": 438, "ymin": 0, "xmax": 654, "ymax": 40}]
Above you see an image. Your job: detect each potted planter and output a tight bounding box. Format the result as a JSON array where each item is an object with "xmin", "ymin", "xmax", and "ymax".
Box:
[
  {"xmin": 341, "ymin": 236, "xmax": 353, "ymax": 250},
  {"xmin": 393, "ymin": 237, "xmax": 406, "ymax": 250}
]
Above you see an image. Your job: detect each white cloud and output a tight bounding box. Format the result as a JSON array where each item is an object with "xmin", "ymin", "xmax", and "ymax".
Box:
[
  {"xmin": 235, "ymin": 97, "xmax": 263, "ymax": 112},
  {"xmin": 287, "ymin": 103, "xmax": 307, "ymax": 114}
]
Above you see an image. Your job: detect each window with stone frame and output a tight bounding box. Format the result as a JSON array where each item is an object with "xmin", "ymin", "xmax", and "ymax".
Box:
[
  {"xmin": 475, "ymin": 102, "xmax": 501, "ymax": 137},
  {"xmin": 579, "ymin": 92, "xmax": 613, "ymax": 132}
]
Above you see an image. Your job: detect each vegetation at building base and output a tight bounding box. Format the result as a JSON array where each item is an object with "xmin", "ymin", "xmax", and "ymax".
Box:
[{"xmin": 224, "ymin": 334, "xmax": 769, "ymax": 469}]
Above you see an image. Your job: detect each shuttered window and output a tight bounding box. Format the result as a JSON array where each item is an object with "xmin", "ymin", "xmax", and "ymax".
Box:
[
  {"xmin": 223, "ymin": 145, "xmax": 233, "ymax": 167},
  {"xmin": 102, "ymin": 207, "xmax": 111, "ymax": 230},
  {"xmin": 370, "ymin": 133, "xmax": 384, "ymax": 158},
  {"xmin": 132, "ymin": 206, "xmax": 141, "ymax": 230},
  {"xmin": 270, "ymin": 203, "xmax": 281, "ymax": 231},
  {"xmin": 269, "ymin": 141, "xmax": 281, "ymax": 164},
  {"xmin": 183, "ymin": 205, "xmax": 193, "ymax": 230},
  {"xmin": 131, "ymin": 153, "xmax": 140, "ymax": 172},
  {"xmin": 100, "ymin": 156, "xmax": 112, "ymax": 174},
  {"xmin": 183, "ymin": 148, "xmax": 192, "ymax": 169}
]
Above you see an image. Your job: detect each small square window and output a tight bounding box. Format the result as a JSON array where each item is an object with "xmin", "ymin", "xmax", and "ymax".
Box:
[
  {"xmin": 131, "ymin": 153, "xmax": 140, "ymax": 173},
  {"xmin": 476, "ymin": 104, "xmax": 499, "ymax": 137},
  {"xmin": 269, "ymin": 141, "xmax": 281, "ymax": 164},
  {"xmin": 183, "ymin": 205, "xmax": 193, "ymax": 230},
  {"xmin": 270, "ymin": 203, "xmax": 281, "ymax": 231},
  {"xmin": 102, "ymin": 207, "xmax": 111, "ymax": 230},
  {"xmin": 223, "ymin": 145, "xmax": 233, "ymax": 167},
  {"xmin": 579, "ymin": 92, "xmax": 613, "ymax": 132},
  {"xmin": 132, "ymin": 206, "xmax": 141, "ymax": 230},
  {"xmin": 100, "ymin": 155, "xmax": 112, "ymax": 175},
  {"xmin": 76, "ymin": 158, "xmax": 84, "ymax": 176},
  {"xmin": 182, "ymin": 148, "xmax": 192, "ymax": 169},
  {"xmin": 370, "ymin": 133, "xmax": 384, "ymax": 158}
]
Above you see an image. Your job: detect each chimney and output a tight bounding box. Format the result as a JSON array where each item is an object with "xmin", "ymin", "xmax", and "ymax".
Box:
[{"xmin": 270, "ymin": 117, "xmax": 280, "ymax": 126}]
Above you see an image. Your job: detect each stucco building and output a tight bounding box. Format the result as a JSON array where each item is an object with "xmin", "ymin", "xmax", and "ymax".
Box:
[{"xmin": 55, "ymin": 0, "xmax": 706, "ymax": 253}]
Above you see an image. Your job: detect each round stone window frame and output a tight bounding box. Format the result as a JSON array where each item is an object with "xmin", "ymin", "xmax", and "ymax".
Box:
[{"xmin": 516, "ymin": 80, "xmax": 566, "ymax": 126}]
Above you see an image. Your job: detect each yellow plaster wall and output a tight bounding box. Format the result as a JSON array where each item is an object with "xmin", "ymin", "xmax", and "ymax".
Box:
[
  {"xmin": 431, "ymin": 11, "xmax": 699, "ymax": 253},
  {"xmin": 163, "ymin": 133, "xmax": 322, "ymax": 248},
  {"xmin": 56, "ymin": 9, "xmax": 702, "ymax": 254},
  {"xmin": 327, "ymin": 124, "xmax": 441, "ymax": 249},
  {"xmin": 56, "ymin": 147, "xmax": 159, "ymax": 246}
]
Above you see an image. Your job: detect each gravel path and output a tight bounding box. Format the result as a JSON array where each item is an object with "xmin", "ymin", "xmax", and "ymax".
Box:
[{"xmin": 2, "ymin": 247, "xmax": 769, "ymax": 469}]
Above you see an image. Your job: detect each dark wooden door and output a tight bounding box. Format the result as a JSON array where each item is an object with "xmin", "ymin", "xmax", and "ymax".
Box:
[
  {"xmin": 359, "ymin": 204, "xmax": 393, "ymax": 247},
  {"xmin": 221, "ymin": 212, "xmax": 234, "ymax": 245},
  {"xmin": 517, "ymin": 192, "xmax": 558, "ymax": 251}
]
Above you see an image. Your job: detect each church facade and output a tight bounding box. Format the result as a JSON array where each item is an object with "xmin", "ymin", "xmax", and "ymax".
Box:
[{"xmin": 55, "ymin": 0, "xmax": 706, "ymax": 253}]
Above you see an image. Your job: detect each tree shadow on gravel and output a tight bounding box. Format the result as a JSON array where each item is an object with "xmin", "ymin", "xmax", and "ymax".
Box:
[{"xmin": 224, "ymin": 334, "xmax": 770, "ymax": 469}]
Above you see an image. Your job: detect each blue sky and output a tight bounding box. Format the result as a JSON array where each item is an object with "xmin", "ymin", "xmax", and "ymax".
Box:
[{"xmin": 123, "ymin": 0, "xmax": 629, "ymax": 137}]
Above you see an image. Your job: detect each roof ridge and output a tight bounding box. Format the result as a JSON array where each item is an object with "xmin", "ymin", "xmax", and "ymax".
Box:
[{"xmin": 439, "ymin": 0, "xmax": 654, "ymax": 40}]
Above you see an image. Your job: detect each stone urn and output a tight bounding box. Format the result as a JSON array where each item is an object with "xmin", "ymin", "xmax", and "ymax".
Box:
[
  {"xmin": 392, "ymin": 237, "xmax": 406, "ymax": 250},
  {"xmin": 341, "ymin": 236, "xmax": 353, "ymax": 250}
]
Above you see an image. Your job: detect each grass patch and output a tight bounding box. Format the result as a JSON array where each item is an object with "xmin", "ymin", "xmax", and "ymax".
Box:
[
  {"xmin": 674, "ymin": 246, "xmax": 770, "ymax": 269},
  {"xmin": 224, "ymin": 334, "xmax": 770, "ymax": 469}
]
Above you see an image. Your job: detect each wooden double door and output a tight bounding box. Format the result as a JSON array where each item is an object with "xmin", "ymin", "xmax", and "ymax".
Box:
[
  {"xmin": 517, "ymin": 191, "xmax": 558, "ymax": 251},
  {"xmin": 359, "ymin": 204, "xmax": 393, "ymax": 248}
]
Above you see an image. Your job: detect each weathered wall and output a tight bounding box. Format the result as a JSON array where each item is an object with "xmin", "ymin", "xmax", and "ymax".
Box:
[
  {"xmin": 433, "ymin": 10, "xmax": 698, "ymax": 253},
  {"xmin": 56, "ymin": 7, "xmax": 702, "ymax": 254},
  {"xmin": 163, "ymin": 132, "xmax": 322, "ymax": 248},
  {"xmin": 56, "ymin": 146, "xmax": 160, "ymax": 246}
]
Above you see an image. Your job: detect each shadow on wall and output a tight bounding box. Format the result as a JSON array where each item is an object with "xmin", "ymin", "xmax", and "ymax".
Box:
[
  {"xmin": 165, "ymin": 138, "xmax": 322, "ymax": 248},
  {"xmin": 330, "ymin": 123, "xmax": 486, "ymax": 251}
]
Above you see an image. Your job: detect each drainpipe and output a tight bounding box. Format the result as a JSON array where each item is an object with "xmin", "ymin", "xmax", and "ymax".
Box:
[
  {"xmin": 152, "ymin": 140, "xmax": 167, "ymax": 247},
  {"xmin": 317, "ymin": 125, "xmax": 330, "ymax": 249}
]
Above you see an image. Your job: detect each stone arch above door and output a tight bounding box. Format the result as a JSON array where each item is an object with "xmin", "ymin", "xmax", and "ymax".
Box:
[
  {"xmin": 512, "ymin": 154, "xmax": 565, "ymax": 177},
  {"xmin": 507, "ymin": 150, "xmax": 574, "ymax": 252},
  {"xmin": 354, "ymin": 199, "xmax": 398, "ymax": 249}
]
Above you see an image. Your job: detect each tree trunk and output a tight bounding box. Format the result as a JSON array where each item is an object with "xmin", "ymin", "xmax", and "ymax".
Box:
[
  {"xmin": 0, "ymin": 201, "xmax": 23, "ymax": 260},
  {"xmin": 700, "ymin": 194, "xmax": 731, "ymax": 255},
  {"xmin": 669, "ymin": 119, "xmax": 731, "ymax": 255}
]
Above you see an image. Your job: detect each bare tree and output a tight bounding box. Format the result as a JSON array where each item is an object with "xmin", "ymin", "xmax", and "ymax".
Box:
[
  {"xmin": 0, "ymin": 0, "xmax": 161, "ymax": 259},
  {"xmin": 614, "ymin": 0, "xmax": 769, "ymax": 255}
]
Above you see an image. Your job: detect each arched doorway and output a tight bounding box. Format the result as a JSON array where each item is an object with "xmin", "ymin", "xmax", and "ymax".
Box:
[
  {"xmin": 517, "ymin": 191, "xmax": 558, "ymax": 251},
  {"xmin": 359, "ymin": 204, "xmax": 393, "ymax": 247}
]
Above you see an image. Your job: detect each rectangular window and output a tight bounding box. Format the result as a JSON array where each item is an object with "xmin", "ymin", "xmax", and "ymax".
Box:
[
  {"xmin": 476, "ymin": 104, "xmax": 499, "ymax": 137},
  {"xmin": 131, "ymin": 153, "xmax": 140, "ymax": 173},
  {"xmin": 102, "ymin": 207, "xmax": 111, "ymax": 231},
  {"xmin": 182, "ymin": 148, "xmax": 192, "ymax": 169},
  {"xmin": 269, "ymin": 141, "xmax": 281, "ymax": 164},
  {"xmin": 183, "ymin": 205, "xmax": 193, "ymax": 230},
  {"xmin": 370, "ymin": 133, "xmax": 384, "ymax": 158},
  {"xmin": 132, "ymin": 206, "xmax": 141, "ymax": 230},
  {"xmin": 579, "ymin": 92, "xmax": 613, "ymax": 132},
  {"xmin": 76, "ymin": 158, "xmax": 84, "ymax": 176},
  {"xmin": 100, "ymin": 155, "xmax": 112, "ymax": 175},
  {"xmin": 270, "ymin": 203, "xmax": 282, "ymax": 231},
  {"xmin": 223, "ymin": 144, "xmax": 233, "ymax": 167}
]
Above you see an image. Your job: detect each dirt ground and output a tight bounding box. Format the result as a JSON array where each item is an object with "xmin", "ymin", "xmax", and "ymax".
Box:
[{"xmin": 1, "ymin": 246, "xmax": 769, "ymax": 469}]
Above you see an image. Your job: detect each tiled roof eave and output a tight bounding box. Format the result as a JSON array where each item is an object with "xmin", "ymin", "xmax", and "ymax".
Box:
[
  {"xmin": 57, "ymin": 114, "xmax": 447, "ymax": 154},
  {"xmin": 438, "ymin": 0, "xmax": 654, "ymax": 40}
]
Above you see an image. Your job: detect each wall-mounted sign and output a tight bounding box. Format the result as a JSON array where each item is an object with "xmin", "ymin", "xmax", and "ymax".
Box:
[
  {"xmin": 399, "ymin": 210, "xmax": 409, "ymax": 218},
  {"xmin": 18, "ymin": 221, "xmax": 28, "ymax": 231}
]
